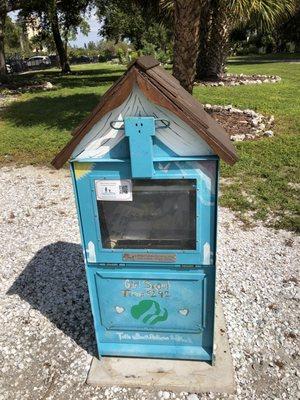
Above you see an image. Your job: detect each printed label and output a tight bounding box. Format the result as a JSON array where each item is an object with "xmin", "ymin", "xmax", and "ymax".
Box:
[
  {"xmin": 115, "ymin": 332, "xmax": 192, "ymax": 344},
  {"xmin": 95, "ymin": 179, "xmax": 132, "ymax": 201},
  {"xmin": 121, "ymin": 279, "xmax": 170, "ymax": 299},
  {"xmin": 123, "ymin": 253, "xmax": 176, "ymax": 262}
]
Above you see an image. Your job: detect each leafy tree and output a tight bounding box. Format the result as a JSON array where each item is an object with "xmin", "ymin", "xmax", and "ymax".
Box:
[
  {"xmin": 96, "ymin": 0, "xmax": 163, "ymax": 48},
  {"xmin": 4, "ymin": 15, "xmax": 21, "ymax": 53},
  {"xmin": 21, "ymin": 0, "xmax": 91, "ymax": 73},
  {"xmin": 274, "ymin": 6, "xmax": 300, "ymax": 52},
  {"xmin": 95, "ymin": 0, "xmax": 172, "ymax": 60},
  {"xmin": 64, "ymin": 18, "xmax": 90, "ymax": 54},
  {"xmin": 29, "ymin": 29, "xmax": 56, "ymax": 54},
  {"xmin": 87, "ymin": 40, "xmax": 97, "ymax": 50},
  {"xmin": 232, "ymin": 6, "xmax": 300, "ymax": 55},
  {"xmin": 0, "ymin": 0, "xmax": 23, "ymax": 75},
  {"xmin": 96, "ymin": 1, "xmax": 145, "ymax": 48},
  {"xmin": 141, "ymin": 23, "xmax": 172, "ymax": 56}
]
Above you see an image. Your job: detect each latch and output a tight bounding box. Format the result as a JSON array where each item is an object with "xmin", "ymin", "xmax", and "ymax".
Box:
[
  {"xmin": 124, "ymin": 116, "xmax": 155, "ymax": 178},
  {"xmin": 109, "ymin": 117, "xmax": 170, "ymax": 178}
]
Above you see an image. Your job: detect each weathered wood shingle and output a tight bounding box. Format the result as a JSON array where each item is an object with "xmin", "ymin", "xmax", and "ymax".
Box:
[{"xmin": 52, "ymin": 56, "xmax": 238, "ymax": 168}]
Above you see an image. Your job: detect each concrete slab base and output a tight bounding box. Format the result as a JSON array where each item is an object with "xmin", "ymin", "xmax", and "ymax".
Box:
[{"xmin": 86, "ymin": 298, "xmax": 235, "ymax": 394}]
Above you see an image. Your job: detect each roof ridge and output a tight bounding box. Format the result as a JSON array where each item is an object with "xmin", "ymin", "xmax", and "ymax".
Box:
[
  {"xmin": 134, "ymin": 55, "xmax": 160, "ymax": 70},
  {"xmin": 52, "ymin": 60, "xmax": 238, "ymax": 169}
]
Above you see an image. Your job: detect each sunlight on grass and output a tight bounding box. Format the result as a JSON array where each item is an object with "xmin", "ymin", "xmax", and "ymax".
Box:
[
  {"xmin": 193, "ymin": 61, "xmax": 300, "ymax": 232},
  {"xmin": 0, "ymin": 60, "xmax": 299, "ymax": 231}
]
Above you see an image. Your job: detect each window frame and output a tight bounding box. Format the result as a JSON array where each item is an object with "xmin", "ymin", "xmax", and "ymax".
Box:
[{"xmin": 96, "ymin": 178, "xmax": 197, "ymax": 251}]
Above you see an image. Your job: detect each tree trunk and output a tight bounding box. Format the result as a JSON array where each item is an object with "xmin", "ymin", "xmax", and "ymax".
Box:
[
  {"xmin": 199, "ymin": 0, "xmax": 231, "ymax": 80},
  {"xmin": 173, "ymin": 0, "xmax": 201, "ymax": 93},
  {"xmin": 50, "ymin": 8, "xmax": 71, "ymax": 73},
  {"xmin": 196, "ymin": 0, "xmax": 213, "ymax": 80},
  {"xmin": 0, "ymin": 6, "xmax": 6, "ymax": 76}
]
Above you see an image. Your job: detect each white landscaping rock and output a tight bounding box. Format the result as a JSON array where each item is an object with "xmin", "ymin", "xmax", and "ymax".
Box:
[
  {"xmin": 187, "ymin": 394, "xmax": 199, "ymax": 400},
  {"xmin": 231, "ymin": 134, "xmax": 246, "ymax": 141},
  {"xmin": 264, "ymin": 130, "xmax": 274, "ymax": 137},
  {"xmin": 44, "ymin": 81, "xmax": 54, "ymax": 89},
  {"xmin": 0, "ymin": 166, "xmax": 298, "ymax": 400},
  {"xmin": 204, "ymin": 104, "xmax": 275, "ymax": 141},
  {"xmin": 196, "ymin": 74, "xmax": 281, "ymax": 87}
]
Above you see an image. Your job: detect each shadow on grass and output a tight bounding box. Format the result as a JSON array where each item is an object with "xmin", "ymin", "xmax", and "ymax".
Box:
[
  {"xmin": 7, "ymin": 241, "xmax": 97, "ymax": 356},
  {"xmin": 3, "ymin": 92, "xmax": 101, "ymax": 131},
  {"xmin": 228, "ymin": 57, "xmax": 300, "ymax": 66},
  {"xmin": 20, "ymin": 67, "xmax": 125, "ymax": 89}
]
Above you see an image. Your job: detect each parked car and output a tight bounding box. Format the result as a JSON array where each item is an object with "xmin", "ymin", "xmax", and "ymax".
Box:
[
  {"xmin": 6, "ymin": 59, "xmax": 27, "ymax": 73},
  {"xmin": 26, "ymin": 56, "xmax": 51, "ymax": 69},
  {"xmin": 70, "ymin": 55, "xmax": 91, "ymax": 64}
]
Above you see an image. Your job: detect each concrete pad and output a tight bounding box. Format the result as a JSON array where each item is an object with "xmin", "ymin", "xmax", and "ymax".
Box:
[{"xmin": 86, "ymin": 298, "xmax": 235, "ymax": 394}]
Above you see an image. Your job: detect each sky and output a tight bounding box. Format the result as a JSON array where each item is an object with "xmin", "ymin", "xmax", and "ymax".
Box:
[
  {"xmin": 9, "ymin": 8, "xmax": 102, "ymax": 48},
  {"xmin": 70, "ymin": 9, "xmax": 102, "ymax": 47}
]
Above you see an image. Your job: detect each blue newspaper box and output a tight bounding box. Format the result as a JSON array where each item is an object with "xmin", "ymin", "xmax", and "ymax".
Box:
[{"xmin": 52, "ymin": 56, "xmax": 238, "ymax": 362}]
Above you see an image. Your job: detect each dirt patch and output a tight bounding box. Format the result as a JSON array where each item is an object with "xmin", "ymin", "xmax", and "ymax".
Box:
[
  {"xmin": 210, "ymin": 110, "xmax": 252, "ymax": 136},
  {"xmin": 205, "ymin": 104, "xmax": 275, "ymax": 141},
  {"xmin": 0, "ymin": 80, "xmax": 56, "ymax": 95}
]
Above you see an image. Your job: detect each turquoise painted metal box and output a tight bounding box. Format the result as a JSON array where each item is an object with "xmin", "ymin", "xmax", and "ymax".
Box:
[{"xmin": 52, "ymin": 56, "xmax": 238, "ymax": 362}]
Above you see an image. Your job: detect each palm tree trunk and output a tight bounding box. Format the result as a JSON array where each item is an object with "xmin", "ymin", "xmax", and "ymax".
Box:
[
  {"xmin": 173, "ymin": 0, "xmax": 201, "ymax": 93},
  {"xmin": 0, "ymin": 4, "xmax": 7, "ymax": 75},
  {"xmin": 206, "ymin": 1, "xmax": 231, "ymax": 79},
  {"xmin": 50, "ymin": 6, "xmax": 71, "ymax": 74},
  {"xmin": 199, "ymin": 0, "xmax": 231, "ymax": 80},
  {"xmin": 196, "ymin": 0, "xmax": 213, "ymax": 80}
]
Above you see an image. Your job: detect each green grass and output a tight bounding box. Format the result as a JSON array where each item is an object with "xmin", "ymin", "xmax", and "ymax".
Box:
[
  {"xmin": 230, "ymin": 52, "xmax": 300, "ymax": 62},
  {"xmin": 0, "ymin": 63, "xmax": 125, "ymax": 164},
  {"xmin": 193, "ymin": 59, "xmax": 300, "ymax": 232},
  {"xmin": 0, "ymin": 59, "xmax": 299, "ymax": 231}
]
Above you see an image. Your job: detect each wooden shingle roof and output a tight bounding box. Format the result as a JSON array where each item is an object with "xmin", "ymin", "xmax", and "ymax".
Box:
[{"xmin": 52, "ymin": 56, "xmax": 238, "ymax": 168}]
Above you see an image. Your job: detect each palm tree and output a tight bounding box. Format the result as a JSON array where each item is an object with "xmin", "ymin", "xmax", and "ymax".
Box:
[
  {"xmin": 172, "ymin": 0, "xmax": 201, "ymax": 93},
  {"xmin": 196, "ymin": 0, "xmax": 297, "ymax": 80},
  {"xmin": 161, "ymin": 0, "xmax": 297, "ymax": 86},
  {"xmin": 196, "ymin": 0, "xmax": 213, "ymax": 80}
]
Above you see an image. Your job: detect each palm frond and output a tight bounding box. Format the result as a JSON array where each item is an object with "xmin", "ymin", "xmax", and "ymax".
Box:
[{"xmin": 230, "ymin": 0, "xmax": 297, "ymax": 30}]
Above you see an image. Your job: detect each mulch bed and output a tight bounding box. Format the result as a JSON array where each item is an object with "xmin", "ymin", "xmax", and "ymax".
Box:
[
  {"xmin": 209, "ymin": 109, "xmax": 253, "ymax": 136},
  {"xmin": 204, "ymin": 104, "xmax": 274, "ymax": 141}
]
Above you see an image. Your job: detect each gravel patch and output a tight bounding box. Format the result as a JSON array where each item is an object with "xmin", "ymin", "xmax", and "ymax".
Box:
[{"xmin": 0, "ymin": 165, "xmax": 299, "ymax": 400}]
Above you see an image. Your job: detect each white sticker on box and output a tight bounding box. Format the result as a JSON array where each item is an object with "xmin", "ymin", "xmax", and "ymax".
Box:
[{"xmin": 95, "ymin": 179, "xmax": 132, "ymax": 201}]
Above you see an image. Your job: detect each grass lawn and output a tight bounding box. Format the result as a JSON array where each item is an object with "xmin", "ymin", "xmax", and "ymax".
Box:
[{"xmin": 0, "ymin": 58, "xmax": 299, "ymax": 232}]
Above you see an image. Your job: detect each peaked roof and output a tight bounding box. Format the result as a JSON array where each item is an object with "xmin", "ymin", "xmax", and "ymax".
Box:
[{"xmin": 52, "ymin": 56, "xmax": 238, "ymax": 168}]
